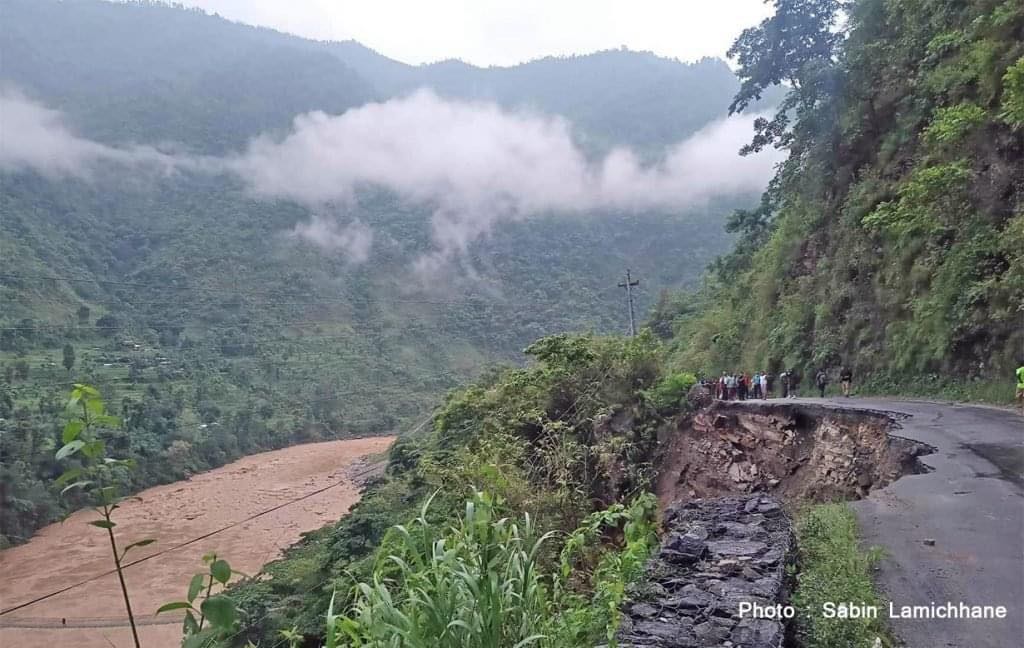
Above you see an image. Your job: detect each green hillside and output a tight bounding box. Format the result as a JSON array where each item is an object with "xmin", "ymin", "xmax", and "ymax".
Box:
[
  {"xmin": 0, "ymin": 0, "xmax": 760, "ymax": 545},
  {"xmin": 222, "ymin": 2, "xmax": 1023, "ymax": 646},
  {"xmin": 662, "ymin": 0, "xmax": 1023, "ymax": 394}
]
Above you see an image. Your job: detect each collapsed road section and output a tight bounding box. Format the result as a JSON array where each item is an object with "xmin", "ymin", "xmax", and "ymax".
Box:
[
  {"xmin": 656, "ymin": 400, "xmax": 935, "ymax": 506},
  {"xmin": 615, "ymin": 495, "xmax": 793, "ymax": 648},
  {"xmin": 613, "ymin": 399, "xmax": 940, "ymax": 648}
]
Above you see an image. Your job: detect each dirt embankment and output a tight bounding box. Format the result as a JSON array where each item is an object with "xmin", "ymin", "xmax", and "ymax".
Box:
[
  {"xmin": 0, "ymin": 436, "xmax": 394, "ymax": 648},
  {"xmin": 656, "ymin": 400, "xmax": 934, "ymax": 508}
]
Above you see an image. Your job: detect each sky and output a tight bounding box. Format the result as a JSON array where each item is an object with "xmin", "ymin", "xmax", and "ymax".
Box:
[{"xmin": 177, "ymin": 0, "xmax": 774, "ymax": 67}]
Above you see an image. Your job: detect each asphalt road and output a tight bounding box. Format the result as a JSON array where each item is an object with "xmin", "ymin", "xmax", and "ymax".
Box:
[{"xmin": 797, "ymin": 397, "xmax": 1024, "ymax": 648}]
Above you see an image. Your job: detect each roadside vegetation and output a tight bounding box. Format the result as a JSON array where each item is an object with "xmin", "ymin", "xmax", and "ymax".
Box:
[
  {"xmin": 229, "ymin": 331, "xmax": 683, "ymax": 646},
  {"xmin": 7, "ymin": 0, "xmax": 1021, "ymax": 646},
  {"xmin": 657, "ymin": 0, "xmax": 1023, "ymax": 396},
  {"xmin": 791, "ymin": 504, "xmax": 893, "ymax": 648}
]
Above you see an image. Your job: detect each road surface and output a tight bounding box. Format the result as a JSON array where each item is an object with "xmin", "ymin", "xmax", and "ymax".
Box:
[{"xmin": 798, "ymin": 397, "xmax": 1023, "ymax": 648}]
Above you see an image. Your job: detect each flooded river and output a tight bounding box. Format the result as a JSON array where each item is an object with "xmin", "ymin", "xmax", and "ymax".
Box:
[{"xmin": 0, "ymin": 436, "xmax": 394, "ymax": 648}]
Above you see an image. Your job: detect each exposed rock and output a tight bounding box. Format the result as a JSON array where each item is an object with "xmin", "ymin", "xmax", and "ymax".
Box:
[
  {"xmin": 688, "ymin": 384, "xmax": 714, "ymax": 409},
  {"xmin": 615, "ymin": 495, "xmax": 793, "ymax": 648},
  {"xmin": 656, "ymin": 401, "xmax": 934, "ymax": 506},
  {"xmin": 661, "ymin": 532, "xmax": 708, "ymax": 565}
]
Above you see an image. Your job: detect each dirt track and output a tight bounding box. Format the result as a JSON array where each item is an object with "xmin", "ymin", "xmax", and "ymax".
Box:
[{"xmin": 0, "ymin": 436, "xmax": 394, "ymax": 648}]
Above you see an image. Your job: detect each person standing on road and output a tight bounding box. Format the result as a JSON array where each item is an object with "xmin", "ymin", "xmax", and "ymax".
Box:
[
  {"xmin": 1016, "ymin": 361, "xmax": 1024, "ymax": 414},
  {"xmin": 815, "ymin": 368, "xmax": 828, "ymax": 398},
  {"xmin": 840, "ymin": 365, "xmax": 853, "ymax": 397},
  {"xmin": 780, "ymin": 370, "xmax": 790, "ymax": 398},
  {"xmin": 760, "ymin": 372, "xmax": 769, "ymax": 399}
]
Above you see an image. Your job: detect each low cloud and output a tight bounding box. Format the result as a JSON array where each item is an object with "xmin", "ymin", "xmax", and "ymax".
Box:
[
  {"xmin": 0, "ymin": 87, "xmax": 179, "ymax": 177},
  {"xmin": 229, "ymin": 89, "xmax": 782, "ymax": 261},
  {"xmin": 289, "ymin": 215, "xmax": 374, "ymax": 264},
  {"xmin": 1, "ymin": 87, "xmax": 782, "ymax": 269}
]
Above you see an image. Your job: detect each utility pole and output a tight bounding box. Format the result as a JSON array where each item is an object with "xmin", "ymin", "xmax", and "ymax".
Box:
[{"xmin": 618, "ymin": 269, "xmax": 640, "ymax": 336}]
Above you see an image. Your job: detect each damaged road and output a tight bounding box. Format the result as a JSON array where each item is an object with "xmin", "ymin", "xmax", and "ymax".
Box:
[
  {"xmin": 804, "ymin": 397, "xmax": 1024, "ymax": 648},
  {"xmin": 723, "ymin": 398, "xmax": 1023, "ymax": 648},
  {"xmin": 645, "ymin": 397, "xmax": 1022, "ymax": 647}
]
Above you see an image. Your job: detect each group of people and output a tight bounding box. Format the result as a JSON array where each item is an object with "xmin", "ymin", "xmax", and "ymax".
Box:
[{"xmin": 700, "ymin": 366, "xmax": 854, "ymax": 401}]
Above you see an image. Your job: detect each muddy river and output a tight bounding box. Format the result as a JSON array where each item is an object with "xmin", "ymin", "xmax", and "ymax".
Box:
[{"xmin": 0, "ymin": 435, "xmax": 394, "ymax": 648}]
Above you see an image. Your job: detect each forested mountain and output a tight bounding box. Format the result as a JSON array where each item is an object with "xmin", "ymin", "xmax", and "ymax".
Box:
[
  {"xmin": 660, "ymin": 0, "xmax": 1023, "ymax": 392},
  {"xmin": 1, "ymin": 0, "xmax": 755, "ymax": 155},
  {"xmin": 0, "ymin": 0, "xmax": 767, "ymax": 545},
  {"xmin": 225, "ymin": 2, "xmax": 1023, "ymax": 645}
]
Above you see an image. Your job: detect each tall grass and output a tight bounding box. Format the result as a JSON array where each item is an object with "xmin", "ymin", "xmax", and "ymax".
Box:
[
  {"xmin": 334, "ymin": 491, "xmax": 553, "ymax": 648},
  {"xmin": 329, "ymin": 491, "xmax": 657, "ymax": 648},
  {"xmin": 791, "ymin": 504, "xmax": 893, "ymax": 648}
]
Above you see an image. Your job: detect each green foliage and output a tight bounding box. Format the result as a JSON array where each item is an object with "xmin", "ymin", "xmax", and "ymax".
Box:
[
  {"xmin": 547, "ymin": 493, "xmax": 658, "ymax": 646},
  {"xmin": 861, "ymin": 161, "xmax": 972, "ymax": 238},
  {"xmin": 330, "ymin": 490, "xmax": 657, "ymax": 648},
  {"xmin": 791, "ymin": 504, "xmax": 892, "ymax": 648},
  {"xmin": 922, "ymin": 103, "xmax": 986, "ymax": 144},
  {"xmin": 158, "ymin": 552, "xmax": 242, "ymax": 648},
  {"xmin": 55, "ymin": 384, "xmax": 151, "ymax": 648},
  {"xmin": 727, "ymin": 0, "xmax": 843, "ymax": 153},
  {"xmin": 335, "ymin": 491, "xmax": 552, "ymax": 648},
  {"xmin": 644, "ymin": 372, "xmax": 697, "ymax": 412},
  {"xmin": 1000, "ymin": 56, "xmax": 1024, "ymax": 127}
]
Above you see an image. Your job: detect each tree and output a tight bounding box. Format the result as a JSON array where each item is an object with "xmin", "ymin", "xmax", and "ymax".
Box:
[
  {"xmin": 95, "ymin": 313, "xmax": 120, "ymax": 338},
  {"xmin": 727, "ymin": 0, "xmax": 844, "ymax": 153},
  {"xmin": 62, "ymin": 343, "xmax": 76, "ymax": 373}
]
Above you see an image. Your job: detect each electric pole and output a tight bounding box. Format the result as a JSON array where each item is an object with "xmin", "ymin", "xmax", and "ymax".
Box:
[{"xmin": 618, "ymin": 269, "xmax": 640, "ymax": 336}]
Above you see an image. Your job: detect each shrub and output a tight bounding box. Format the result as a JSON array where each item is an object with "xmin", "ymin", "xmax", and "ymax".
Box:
[{"xmin": 645, "ymin": 372, "xmax": 697, "ymax": 412}]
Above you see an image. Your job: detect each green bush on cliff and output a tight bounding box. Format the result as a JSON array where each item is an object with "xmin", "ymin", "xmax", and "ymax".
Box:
[{"xmin": 663, "ymin": 0, "xmax": 1023, "ymax": 391}]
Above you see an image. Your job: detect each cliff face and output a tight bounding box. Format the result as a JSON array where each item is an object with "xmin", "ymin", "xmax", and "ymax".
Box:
[{"xmin": 668, "ymin": 0, "xmax": 1024, "ymax": 382}]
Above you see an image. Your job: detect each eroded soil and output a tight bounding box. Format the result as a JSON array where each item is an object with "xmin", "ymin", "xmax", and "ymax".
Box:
[
  {"xmin": 0, "ymin": 435, "xmax": 394, "ymax": 648},
  {"xmin": 656, "ymin": 400, "xmax": 934, "ymax": 508}
]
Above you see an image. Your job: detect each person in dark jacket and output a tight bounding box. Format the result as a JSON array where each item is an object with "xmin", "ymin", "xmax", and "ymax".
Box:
[
  {"xmin": 840, "ymin": 365, "xmax": 853, "ymax": 397},
  {"xmin": 815, "ymin": 368, "xmax": 828, "ymax": 397}
]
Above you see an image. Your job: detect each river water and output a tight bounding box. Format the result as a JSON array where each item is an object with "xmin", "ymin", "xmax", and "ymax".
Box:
[{"xmin": 0, "ymin": 436, "xmax": 394, "ymax": 648}]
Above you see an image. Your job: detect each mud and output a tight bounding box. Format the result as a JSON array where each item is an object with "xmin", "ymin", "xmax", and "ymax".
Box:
[
  {"xmin": 0, "ymin": 436, "xmax": 394, "ymax": 648},
  {"xmin": 656, "ymin": 400, "xmax": 934, "ymax": 508}
]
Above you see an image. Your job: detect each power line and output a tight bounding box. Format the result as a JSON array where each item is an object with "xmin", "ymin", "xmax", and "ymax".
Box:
[
  {"xmin": 0, "ymin": 273, "xmax": 503, "ymax": 306},
  {"xmin": 0, "ymin": 311, "xmax": 511, "ymax": 332},
  {"xmin": 0, "ymin": 447, "xmax": 402, "ymax": 617},
  {"xmin": 0, "ymin": 614, "xmax": 182, "ymax": 629}
]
